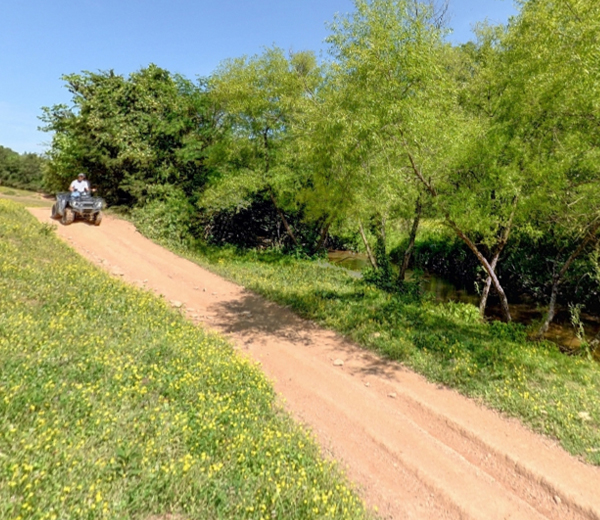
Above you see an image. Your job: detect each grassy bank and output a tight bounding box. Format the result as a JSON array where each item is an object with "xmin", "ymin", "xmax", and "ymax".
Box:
[
  {"xmin": 0, "ymin": 186, "xmax": 53, "ymax": 208},
  {"xmin": 173, "ymin": 245, "xmax": 600, "ymax": 465},
  {"xmin": 0, "ymin": 200, "xmax": 369, "ymax": 520}
]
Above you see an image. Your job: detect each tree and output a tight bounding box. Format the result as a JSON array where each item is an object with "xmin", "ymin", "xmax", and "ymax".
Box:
[
  {"xmin": 317, "ymin": 0, "xmax": 518, "ymax": 314},
  {"xmin": 202, "ymin": 47, "xmax": 323, "ymax": 248},
  {"xmin": 490, "ymin": 0, "xmax": 600, "ymax": 332},
  {"xmin": 0, "ymin": 146, "xmax": 21, "ymax": 186},
  {"xmin": 41, "ymin": 65, "xmax": 214, "ymax": 206},
  {"xmin": 0, "ymin": 145, "xmax": 45, "ymax": 191},
  {"xmin": 301, "ymin": 0, "xmax": 451, "ymax": 284}
]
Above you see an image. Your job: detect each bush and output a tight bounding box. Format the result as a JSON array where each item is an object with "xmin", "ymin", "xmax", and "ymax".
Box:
[{"xmin": 131, "ymin": 186, "xmax": 196, "ymax": 245}]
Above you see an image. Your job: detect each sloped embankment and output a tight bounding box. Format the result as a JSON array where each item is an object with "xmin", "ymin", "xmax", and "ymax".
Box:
[{"xmin": 0, "ymin": 200, "xmax": 368, "ymax": 520}]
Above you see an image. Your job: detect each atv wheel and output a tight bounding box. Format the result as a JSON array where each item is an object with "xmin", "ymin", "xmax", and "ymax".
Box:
[
  {"xmin": 61, "ymin": 208, "xmax": 74, "ymax": 225},
  {"xmin": 51, "ymin": 204, "xmax": 60, "ymax": 219},
  {"xmin": 93, "ymin": 211, "xmax": 103, "ymax": 226}
]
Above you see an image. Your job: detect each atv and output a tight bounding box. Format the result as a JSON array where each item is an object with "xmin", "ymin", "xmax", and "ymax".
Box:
[{"xmin": 51, "ymin": 192, "xmax": 105, "ymax": 226}]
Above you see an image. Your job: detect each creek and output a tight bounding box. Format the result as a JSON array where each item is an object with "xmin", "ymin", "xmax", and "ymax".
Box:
[{"xmin": 327, "ymin": 250, "xmax": 600, "ymax": 353}]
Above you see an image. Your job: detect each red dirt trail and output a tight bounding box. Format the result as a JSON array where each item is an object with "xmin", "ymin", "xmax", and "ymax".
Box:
[{"xmin": 29, "ymin": 208, "xmax": 600, "ymax": 520}]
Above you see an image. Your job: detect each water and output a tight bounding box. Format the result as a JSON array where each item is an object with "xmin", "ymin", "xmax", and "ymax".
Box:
[
  {"xmin": 327, "ymin": 250, "xmax": 479, "ymax": 304},
  {"xmin": 327, "ymin": 251, "xmax": 373, "ymax": 272},
  {"xmin": 327, "ymin": 250, "xmax": 600, "ymax": 353}
]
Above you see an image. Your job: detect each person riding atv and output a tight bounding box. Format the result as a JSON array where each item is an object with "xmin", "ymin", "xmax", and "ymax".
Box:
[
  {"xmin": 69, "ymin": 172, "xmax": 90, "ymax": 196},
  {"xmin": 51, "ymin": 173, "xmax": 105, "ymax": 226}
]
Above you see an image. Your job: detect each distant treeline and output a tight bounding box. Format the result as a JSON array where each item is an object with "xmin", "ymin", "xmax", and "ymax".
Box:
[
  {"xmin": 40, "ymin": 0, "xmax": 600, "ymax": 334},
  {"xmin": 0, "ymin": 146, "xmax": 45, "ymax": 191}
]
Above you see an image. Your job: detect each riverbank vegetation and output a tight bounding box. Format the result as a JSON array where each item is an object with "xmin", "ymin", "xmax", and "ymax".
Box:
[{"xmin": 0, "ymin": 200, "xmax": 369, "ymax": 520}]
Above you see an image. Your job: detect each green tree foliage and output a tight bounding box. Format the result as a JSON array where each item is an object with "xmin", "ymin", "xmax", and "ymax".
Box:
[
  {"xmin": 295, "ymin": 0, "xmax": 455, "ymax": 285},
  {"xmin": 315, "ymin": 0, "xmax": 514, "ymax": 305},
  {"xmin": 0, "ymin": 145, "xmax": 46, "ymax": 191},
  {"xmin": 437, "ymin": 25, "xmax": 523, "ymax": 317},
  {"xmin": 487, "ymin": 0, "xmax": 600, "ymax": 330},
  {"xmin": 41, "ymin": 65, "xmax": 215, "ymax": 207},
  {"xmin": 202, "ymin": 47, "xmax": 322, "ymax": 248}
]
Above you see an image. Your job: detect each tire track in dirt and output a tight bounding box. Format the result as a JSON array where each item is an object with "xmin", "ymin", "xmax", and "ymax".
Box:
[{"xmin": 29, "ymin": 208, "xmax": 600, "ymax": 520}]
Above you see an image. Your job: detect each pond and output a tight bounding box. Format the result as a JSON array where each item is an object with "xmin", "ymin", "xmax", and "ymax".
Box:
[{"xmin": 327, "ymin": 250, "xmax": 600, "ymax": 354}]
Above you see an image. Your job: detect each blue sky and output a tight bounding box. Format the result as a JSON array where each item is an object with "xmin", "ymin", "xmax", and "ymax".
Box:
[{"xmin": 0, "ymin": 0, "xmax": 517, "ymax": 154}]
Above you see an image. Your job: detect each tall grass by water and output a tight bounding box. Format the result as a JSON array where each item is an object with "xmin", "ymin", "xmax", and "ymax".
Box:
[{"xmin": 0, "ymin": 200, "xmax": 370, "ymax": 520}]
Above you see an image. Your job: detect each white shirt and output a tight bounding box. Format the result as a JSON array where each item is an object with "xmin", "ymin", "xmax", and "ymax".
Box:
[{"xmin": 70, "ymin": 179, "xmax": 90, "ymax": 193}]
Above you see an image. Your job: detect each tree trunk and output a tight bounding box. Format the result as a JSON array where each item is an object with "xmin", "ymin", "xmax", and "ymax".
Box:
[
  {"xmin": 268, "ymin": 188, "xmax": 299, "ymax": 247},
  {"xmin": 359, "ymin": 221, "xmax": 378, "ymax": 269},
  {"xmin": 538, "ymin": 273, "xmax": 560, "ymax": 337},
  {"xmin": 399, "ymin": 198, "xmax": 422, "ymax": 282},
  {"xmin": 314, "ymin": 221, "xmax": 331, "ymax": 252},
  {"xmin": 479, "ymin": 198, "xmax": 517, "ymax": 315},
  {"xmin": 447, "ymin": 219, "xmax": 512, "ymax": 322},
  {"xmin": 373, "ymin": 215, "xmax": 388, "ymax": 265},
  {"xmin": 479, "ymin": 253, "xmax": 499, "ymax": 316},
  {"xmin": 371, "ymin": 217, "xmax": 387, "ymax": 269},
  {"xmin": 407, "ymin": 150, "xmax": 512, "ymax": 320},
  {"xmin": 537, "ymin": 222, "xmax": 600, "ymax": 336},
  {"xmin": 373, "ymin": 215, "xmax": 394, "ymax": 284}
]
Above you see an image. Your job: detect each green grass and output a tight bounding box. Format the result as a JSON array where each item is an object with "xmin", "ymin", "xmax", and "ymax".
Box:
[
  {"xmin": 0, "ymin": 186, "xmax": 53, "ymax": 208},
  {"xmin": 0, "ymin": 200, "xmax": 370, "ymax": 520},
  {"xmin": 174, "ymin": 245, "xmax": 600, "ymax": 465}
]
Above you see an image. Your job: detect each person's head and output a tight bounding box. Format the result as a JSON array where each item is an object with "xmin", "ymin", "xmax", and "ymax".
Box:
[{"xmin": 78, "ymin": 173, "xmax": 86, "ymax": 180}]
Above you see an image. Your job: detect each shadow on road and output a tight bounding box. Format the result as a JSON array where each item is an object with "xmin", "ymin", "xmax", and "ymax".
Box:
[{"xmin": 207, "ymin": 290, "xmax": 401, "ymax": 381}]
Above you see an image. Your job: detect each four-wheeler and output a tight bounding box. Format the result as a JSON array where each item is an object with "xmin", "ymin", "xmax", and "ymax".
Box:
[{"xmin": 51, "ymin": 192, "xmax": 105, "ymax": 226}]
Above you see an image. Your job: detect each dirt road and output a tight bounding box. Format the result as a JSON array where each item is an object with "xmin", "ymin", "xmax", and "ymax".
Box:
[{"xmin": 29, "ymin": 208, "xmax": 600, "ymax": 520}]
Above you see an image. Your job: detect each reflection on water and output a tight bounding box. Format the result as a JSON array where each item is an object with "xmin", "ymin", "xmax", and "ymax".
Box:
[
  {"xmin": 327, "ymin": 251, "xmax": 372, "ymax": 272},
  {"xmin": 327, "ymin": 250, "xmax": 600, "ymax": 353},
  {"xmin": 421, "ymin": 274, "xmax": 479, "ymax": 306}
]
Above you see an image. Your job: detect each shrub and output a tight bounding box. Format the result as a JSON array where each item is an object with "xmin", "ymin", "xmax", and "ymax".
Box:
[{"xmin": 131, "ymin": 186, "xmax": 195, "ymax": 245}]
